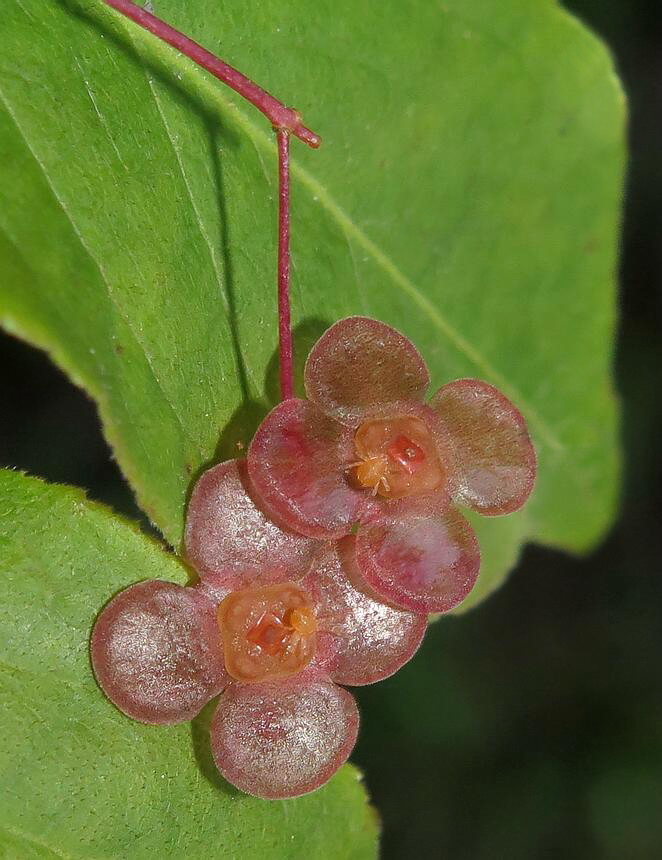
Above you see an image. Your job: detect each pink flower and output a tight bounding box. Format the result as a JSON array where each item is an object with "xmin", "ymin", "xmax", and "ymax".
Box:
[
  {"xmin": 247, "ymin": 317, "xmax": 536, "ymax": 614},
  {"xmin": 91, "ymin": 459, "xmax": 426, "ymax": 798}
]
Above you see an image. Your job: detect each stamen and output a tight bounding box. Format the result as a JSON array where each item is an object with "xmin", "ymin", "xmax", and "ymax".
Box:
[{"xmin": 286, "ymin": 606, "xmax": 318, "ymax": 636}]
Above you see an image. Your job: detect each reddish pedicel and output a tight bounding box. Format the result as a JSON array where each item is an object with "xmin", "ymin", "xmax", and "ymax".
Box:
[{"xmin": 102, "ymin": 0, "xmax": 319, "ymax": 400}]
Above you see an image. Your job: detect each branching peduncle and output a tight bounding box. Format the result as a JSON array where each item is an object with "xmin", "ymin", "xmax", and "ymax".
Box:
[
  {"xmin": 103, "ymin": 0, "xmax": 320, "ymax": 400},
  {"xmin": 103, "ymin": 0, "xmax": 320, "ymax": 147}
]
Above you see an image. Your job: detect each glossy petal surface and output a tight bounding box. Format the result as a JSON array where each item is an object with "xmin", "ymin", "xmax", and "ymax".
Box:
[
  {"xmin": 305, "ymin": 316, "xmax": 430, "ymax": 425},
  {"xmin": 248, "ymin": 399, "xmax": 375, "ymax": 539},
  {"xmin": 356, "ymin": 499, "xmax": 480, "ymax": 613},
  {"xmin": 218, "ymin": 583, "xmax": 317, "ymax": 683},
  {"xmin": 210, "ymin": 677, "xmax": 359, "ymax": 798},
  {"xmin": 430, "ymin": 379, "xmax": 536, "ymax": 515},
  {"xmin": 91, "ymin": 581, "xmax": 226, "ymax": 725},
  {"xmin": 185, "ymin": 459, "xmax": 319, "ymax": 589},
  {"xmin": 306, "ymin": 541, "xmax": 427, "ymax": 686}
]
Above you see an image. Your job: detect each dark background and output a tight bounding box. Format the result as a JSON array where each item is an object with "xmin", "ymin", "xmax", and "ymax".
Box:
[{"xmin": 1, "ymin": 1, "xmax": 660, "ymax": 857}]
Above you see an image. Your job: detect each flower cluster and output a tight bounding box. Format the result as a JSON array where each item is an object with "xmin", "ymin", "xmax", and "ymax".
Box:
[{"xmin": 91, "ymin": 317, "xmax": 535, "ymax": 798}]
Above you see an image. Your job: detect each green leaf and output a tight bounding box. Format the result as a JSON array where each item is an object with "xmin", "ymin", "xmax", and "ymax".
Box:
[
  {"xmin": 0, "ymin": 0, "xmax": 624, "ymax": 605},
  {"xmin": 0, "ymin": 470, "xmax": 378, "ymax": 859}
]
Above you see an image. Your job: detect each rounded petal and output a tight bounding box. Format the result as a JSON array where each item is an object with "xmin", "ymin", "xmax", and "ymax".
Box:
[
  {"xmin": 430, "ymin": 379, "xmax": 536, "ymax": 515},
  {"xmin": 304, "ymin": 316, "xmax": 430, "ymax": 424},
  {"xmin": 210, "ymin": 677, "xmax": 359, "ymax": 798},
  {"xmin": 91, "ymin": 581, "xmax": 227, "ymax": 725},
  {"xmin": 355, "ymin": 499, "xmax": 480, "ymax": 613},
  {"xmin": 305, "ymin": 540, "xmax": 427, "ymax": 686},
  {"xmin": 248, "ymin": 398, "xmax": 376, "ymax": 539},
  {"xmin": 185, "ymin": 458, "xmax": 320, "ymax": 590}
]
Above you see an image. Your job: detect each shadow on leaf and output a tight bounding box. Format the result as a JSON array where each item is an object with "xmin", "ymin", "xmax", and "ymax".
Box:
[
  {"xmin": 190, "ymin": 697, "xmax": 240, "ymax": 798},
  {"xmin": 264, "ymin": 316, "xmax": 331, "ymax": 403},
  {"xmin": 60, "ymin": 0, "xmax": 258, "ymax": 441}
]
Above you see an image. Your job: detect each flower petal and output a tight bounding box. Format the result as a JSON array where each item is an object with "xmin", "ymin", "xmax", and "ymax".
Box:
[
  {"xmin": 305, "ymin": 540, "xmax": 427, "ymax": 686},
  {"xmin": 304, "ymin": 316, "xmax": 430, "ymax": 425},
  {"xmin": 430, "ymin": 379, "xmax": 536, "ymax": 515},
  {"xmin": 185, "ymin": 458, "xmax": 320, "ymax": 590},
  {"xmin": 355, "ymin": 499, "xmax": 480, "ymax": 613},
  {"xmin": 91, "ymin": 581, "xmax": 227, "ymax": 725},
  {"xmin": 210, "ymin": 676, "xmax": 359, "ymax": 798},
  {"xmin": 248, "ymin": 398, "xmax": 376, "ymax": 539}
]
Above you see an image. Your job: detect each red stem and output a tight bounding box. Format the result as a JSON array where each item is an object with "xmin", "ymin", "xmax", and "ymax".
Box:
[
  {"xmin": 103, "ymin": 0, "xmax": 320, "ymax": 147},
  {"xmin": 276, "ymin": 130, "xmax": 293, "ymax": 400},
  {"xmin": 103, "ymin": 0, "xmax": 314, "ymax": 401}
]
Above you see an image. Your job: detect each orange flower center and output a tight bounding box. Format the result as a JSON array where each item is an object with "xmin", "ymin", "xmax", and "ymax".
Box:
[
  {"xmin": 218, "ymin": 583, "xmax": 317, "ymax": 683},
  {"xmin": 350, "ymin": 416, "xmax": 444, "ymax": 500}
]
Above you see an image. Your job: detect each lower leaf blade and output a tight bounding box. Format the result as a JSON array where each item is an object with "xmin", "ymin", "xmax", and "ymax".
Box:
[{"xmin": 0, "ymin": 470, "xmax": 378, "ymax": 859}]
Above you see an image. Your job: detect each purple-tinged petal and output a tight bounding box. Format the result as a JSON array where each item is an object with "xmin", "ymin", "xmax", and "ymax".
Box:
[
  {"xmin": 429, "ymin": 379, "xmax": 536, "ymax": 515},
  {"xmin": 210, "ymin": 676, "xmax": 359, "ymax": 798},
  {"xmin": 355, "ymin": 498, "xmax": 480, "ymax": 614},
  {"xmin": 185, "ymin": 458, "xmax": 320, "ymax": 590},
  {"xmin": 304, "ymin": 316, "xmax": 430, "ymax": 425},
  {"xmin": 305, "ymin": 540, "xmax": 427, "ymax": 686},
  {"xmin": 248, "ymin": 398, "xmax": 377, "ymax": 539},
  {"xmin": 91, "ymin": 581, "xmax": 227, "ymax": 725}
]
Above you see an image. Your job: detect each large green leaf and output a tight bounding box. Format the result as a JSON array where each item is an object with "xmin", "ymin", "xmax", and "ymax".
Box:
[
  {"xmin": 0, "ymin": 470, "xmax": 378, "ymax": 858},
  {"xmin": 0, "ymin": 0, "xmax": 624, "ymax": 605}
]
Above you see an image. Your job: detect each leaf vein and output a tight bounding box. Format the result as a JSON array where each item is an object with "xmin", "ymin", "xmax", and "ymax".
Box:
[
  {"xmin": 73, "ymin": 55, "xmax": 129, "ymax": 172},
  {"xmin": 0, "ymin": 823, "xmax": 79, "ymax": 860},
  {"xmin": 145, "ymin": 76, "xmax": 229, "ymax": 312},
  {"xmin": 292, "ymin": 168, "xmax": 565, "ymax": 452},
  {"xmin": 0, "ymin": 87, "xmax": 207, "ymax": 464}
]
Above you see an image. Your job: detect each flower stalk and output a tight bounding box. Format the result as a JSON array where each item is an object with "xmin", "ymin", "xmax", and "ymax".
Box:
[
  {"xmin": 103, "ymin": 0, "xmax": 320, "ymax": 399},
  {"xmin": 276, "ymin": 130, "xmax": 293, "ymax": 399}
]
